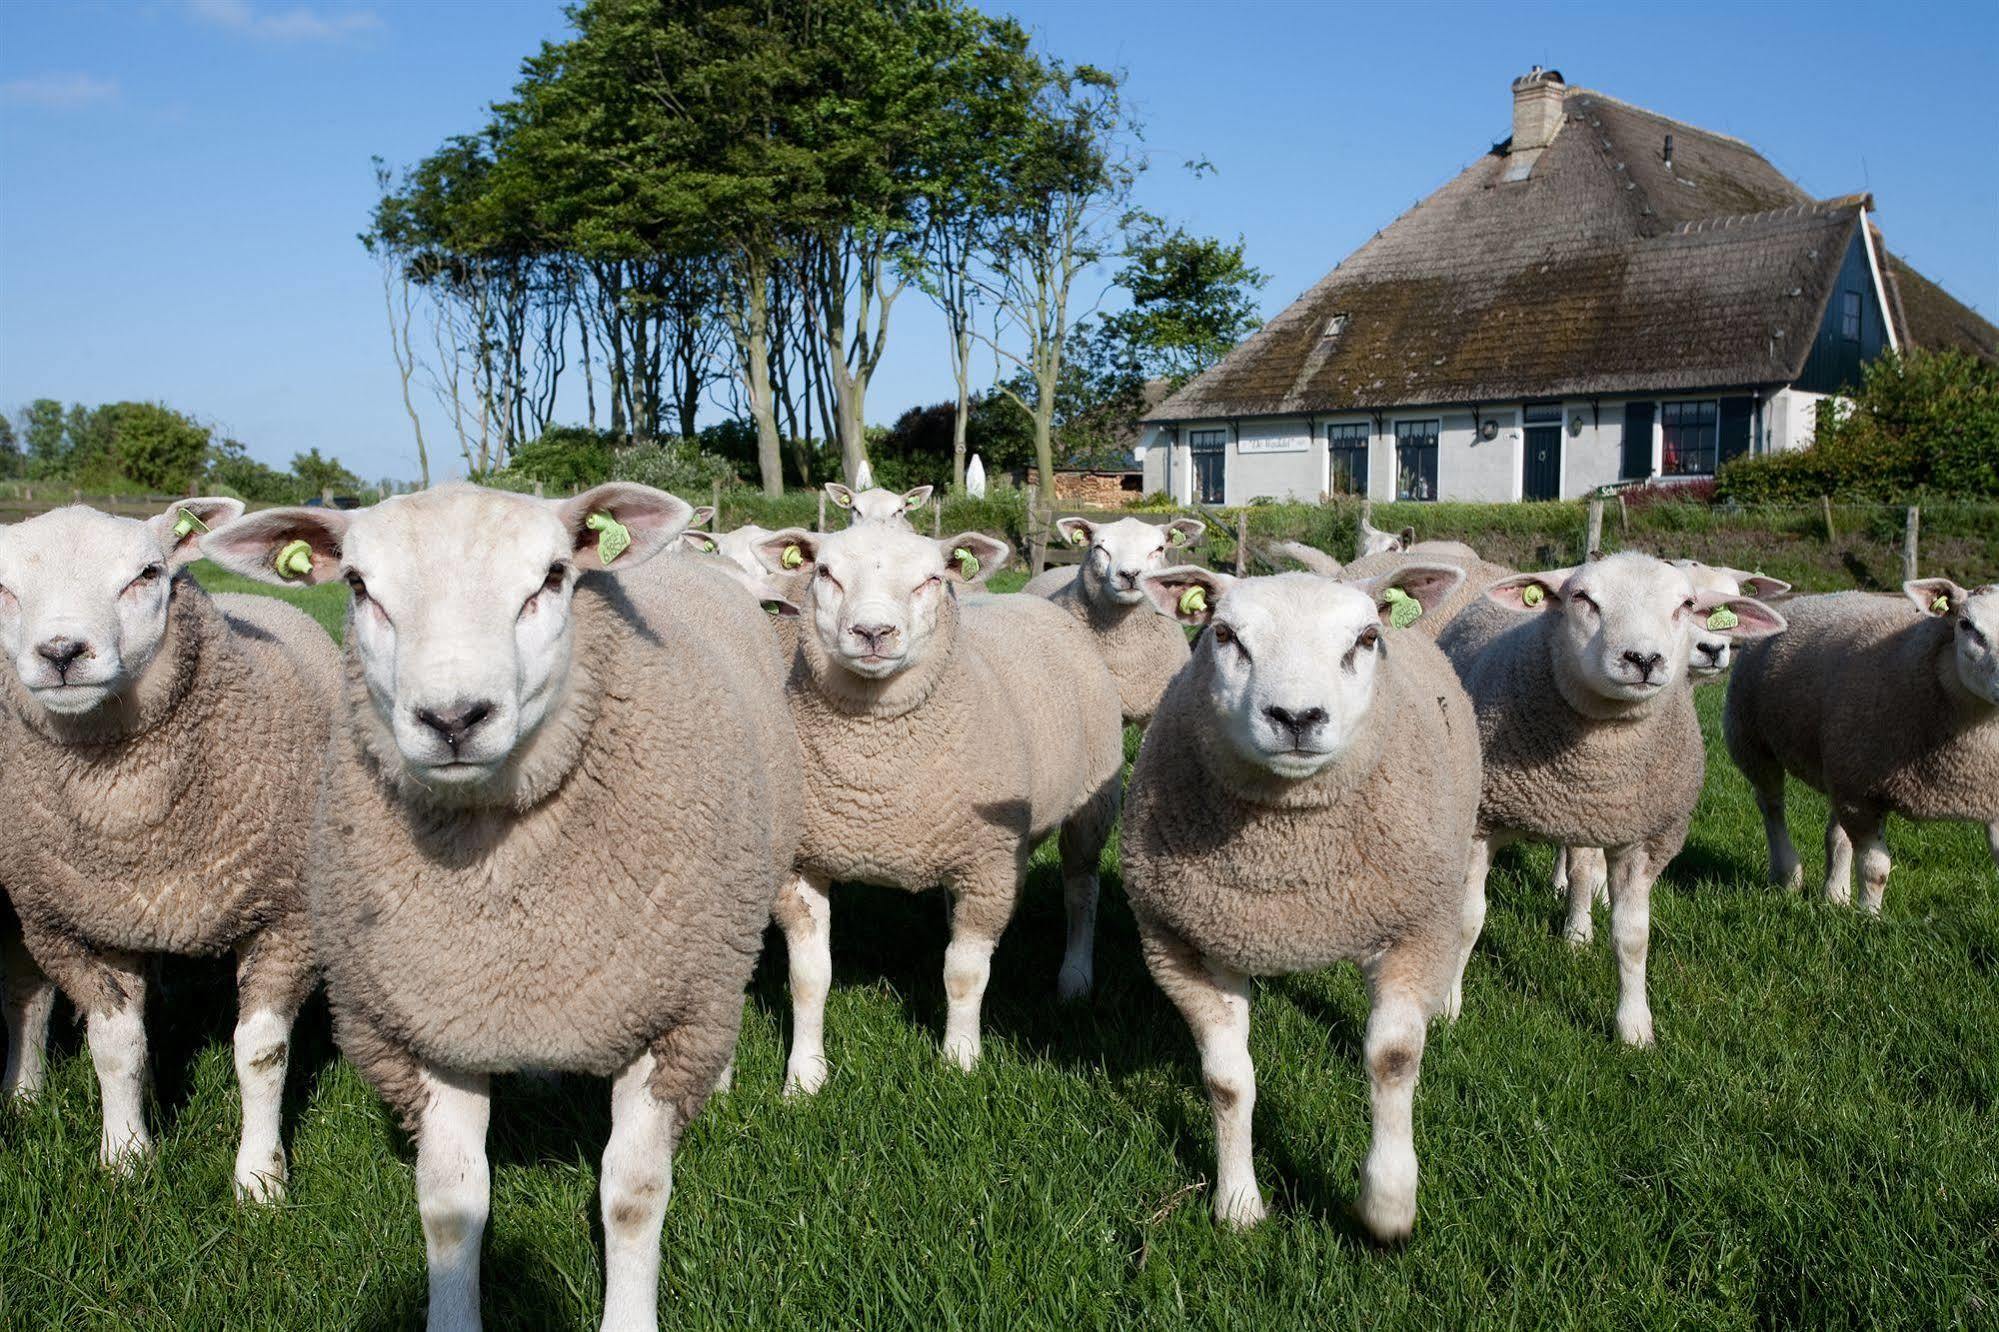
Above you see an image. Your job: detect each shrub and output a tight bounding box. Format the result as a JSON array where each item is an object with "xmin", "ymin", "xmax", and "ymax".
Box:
[
  {"xmin": 505, "ymin": 427, "xmax": 617, "ymax": 491},
  {"xmin": 612, "ymin": 437, "xmax": 742, "ymax": 498}
]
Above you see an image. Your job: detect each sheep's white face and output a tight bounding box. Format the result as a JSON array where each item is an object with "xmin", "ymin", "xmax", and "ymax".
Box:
[
  {"xmin": 0, "ymin": 499, "xmax": 242, "ymax": 717},
  {"xmin": 1669, "ymin": 560, "xmax": 1790, "ymax": 675},
  {"xmin": 204, "ymin": 483, "xmax": 690, "ymax": 791},
  {"xmin": 757, "ymin": 525, "xmax": 1006, "ymax": 681},
  {"xmin": 1142, "ymin": 564, "xmax": 1463, "ymax": 781},
  {"xmin": 1058, "ymin": 516, "xmax": 1204, "ymax": 606},
  {"xmin": 674, "ymin": 523, "xmax": 801, "ymax": 616},
  {"xmin": 1912, "ymin": 580, "xmax": 1999, "ymax": 706},
  {"xmin": 1356, "ymin": 519, "xmax": 1411, "ymax": 559},
  {"xmin": 1488, "ymin": 553, "xmax": 1785, "ymax": 706},
  {"xmin": 826, "ymin": 483, "xmax": 932, "ymax": 527}
]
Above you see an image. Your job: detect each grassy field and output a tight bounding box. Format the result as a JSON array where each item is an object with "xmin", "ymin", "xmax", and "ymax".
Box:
[{"xmin": 2, "ymin": 569, "xmax": 1994, "ymax": 1330}]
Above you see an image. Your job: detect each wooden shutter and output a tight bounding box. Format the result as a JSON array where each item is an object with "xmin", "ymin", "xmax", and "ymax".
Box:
[
  {"xmin": 1621, "ymin": 402, "xmax": 1655, "ymax": 480},
  {"xmin": 1718, "ymin": 396, "xmax": 1754, "ymax": 465}
]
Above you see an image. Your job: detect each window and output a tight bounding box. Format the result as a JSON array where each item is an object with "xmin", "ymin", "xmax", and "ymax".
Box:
[
  {"xmin": 1661, "ymin": 400, "xmax": 1718, "ymax": 476},
  {"xmin": 1395, "ymin": 420, "xmax": 1439, "ymax": 501},
  {"xmin": 1841, "ymin": 290, "xmax": 1862, "ymax": 342},
  {"xmin": 1189, "ymin": 428, "xmax": 1226, "ymax": 504},
  {"xmin": 1327, "ymin": 422, "xmax": 1368, "ymax": 496}
]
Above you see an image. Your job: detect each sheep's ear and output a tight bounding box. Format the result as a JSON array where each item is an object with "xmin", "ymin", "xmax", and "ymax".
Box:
[
  {"xmin": 825, "ymin": 483, "xmax": 855, "ymax": 510},
  {"xmin": 1694, "ymin": 592, "xmax": 1787, "ymax": 640},
  {"xmin": 202, "ymin": 507, "xmax": 348, "ymax": 586},
  {"xmin": 558, "ymin": 483, "xmax": 693, "ymax": 572},
  {"xmin": 937, "ymin": 532, "xmax": 1009, "ymax": 584},
  {"xmin": 1904, "ymin": 578, "xmax": 1968, "ymax": 619},
  {"xmin": 901, "ymin": 485, "xmax": 933, "ymax": 510},
  {"xmin": 1142, "ymin": 565, "xmax": 1233, "ymax": 625},
  {"xmin": 1164, "ymin": 517, "xmax": 1206, "ymax": 547},
  {"xmin": 691, "ymin": 505, "xmax": 716, "ymax": 529},
  {"xmin": 1486, "ymin": 568, "xmax": 1572, "ymax": 613},
  {"xmin": 674, "ymin": 530, "xmax": 721, "ymax": 555},
  {"xmin": 1359, "ymin": 561, "xmax": 1464, "ymax": 626},
  {"xmin": 150, "ymin": 497, "xmax": 246, "ymax": 570},
  {"xmin": 1397, "ymin": 526, "xmax": 1416, "ymax": 549},
  {"xmin": 754, "ymin": 528, "xmax": 819, "ymax": 577},
  {"xmin": 1055, "ymin": 516, "xmax": 1095, "ymax": 548},
  {"xmin": 1738, "ymin": 574, "xmax": 1791, "ymax": 599}
]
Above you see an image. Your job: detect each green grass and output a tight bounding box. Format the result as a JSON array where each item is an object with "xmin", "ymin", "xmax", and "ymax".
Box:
[
  {"xmin": 3, "ymin": 589, "xmax": 1994, "ymax": 1330},
  {"xmin": 192, "ymin": 560, "xmax": 350, "ymax": 637}
]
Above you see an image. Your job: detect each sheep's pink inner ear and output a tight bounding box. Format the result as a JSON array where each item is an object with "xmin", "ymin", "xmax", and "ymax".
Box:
[
  {"xmin": 199, "ymin": 508, "xmax": 347, "ymax": 586},
  {"xmin": 1741, "ymin": 575, "xmax": 1791, "ymax": 599},
  {"xmin": 1697, "ymin": 594, "xmax": 1787, "ymax": 640},
  {"xmin": 1485, "ymin": 573, "xmax": 1560, "ymax": 612},
  {"xmin": 754, "ymin": 529, "xmax": 818, "ymax": 577},
  {"xmin": 1055, "ymin": 517, "xmax": 1094, "ymax": 547},
  {"xmin": 1140, "ymin": 567, "xmax": 1228, "ymax": 625},
  {"xmin": 1903, "ymin": 578, "xmax": 1967, "ymax": 618},
  {"xmin": 558, "ymin": 482, "xmax": 693, "ymax": 571},
  {"xmin": 152, "ymin": 497, "xmax": 246, "ymax": 568},
  {"xmin": 936, "ymin": 532, "xmax": 1009, "ymax": 583}
]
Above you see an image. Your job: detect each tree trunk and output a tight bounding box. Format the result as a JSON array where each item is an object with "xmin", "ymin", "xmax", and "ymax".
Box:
[
  {"xmin": 743, "ymin": 271, "xmax": 784, "ymax": 496},
  {"xmin": 951, "ymin": 322, "xmax": 972, "ymax": 491}
]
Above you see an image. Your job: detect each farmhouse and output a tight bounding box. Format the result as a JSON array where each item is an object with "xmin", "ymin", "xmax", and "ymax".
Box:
[{"xmin": 1139, "ymin": 68, "xmax": 1999, "ymax": 505}]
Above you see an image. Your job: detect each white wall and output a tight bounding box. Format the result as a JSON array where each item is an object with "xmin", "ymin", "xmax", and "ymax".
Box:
[
  {"xmin": 1766, "ymin": 388, "xmax": 1831, "ymax": 454},
  {"xmin": 1446, "ymin": 410, "xmax": 1518, "ymax": 502},
  {"xmin": 1229, "ymin": 418, "xmax": 1318, "ymax": 503}
]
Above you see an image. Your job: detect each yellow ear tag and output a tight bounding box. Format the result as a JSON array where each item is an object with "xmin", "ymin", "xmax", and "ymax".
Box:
[
  {"xmin": 1522, "ymin": 584, "xmax": 1545, "ymax": 608},
  {"xmin": 1177, "ymin": 586, "xmax": 1207, "ymax": 617},
  {"xmin": 1382, "ymin": 586, "xmax": 1423, "ymax": 629},
  {"xmin": 952, "ymin": 547, "xmax": 981, "ymax": 579},
  {"xmin": 172, "ymin": 508, "xmax": 209, "ymax": 540},
  {"xmin": 1932, "ymin": 594, "xmax": 1951, "ymax": 614},
  {"xmin": 1705, "ymin": 606, "xmax": 1739, "ymax": 632},
  {"xmin": 1069, "ymin": 529, "xmax": 1088, "ymax": 546},
  {"xmin": 275, "ymin": 539, "xmax": 314, "ymax": 580},
  {"xmin": 689, "ymin": 535, "xmax": 716, "ymax": 553},
  {"xmin": 585, "ymin": 512, "xmax": 631, "ymax": 564},
  {"xmin": 781, "ymin": 544, "xmax": 805, "ymax": 570}
]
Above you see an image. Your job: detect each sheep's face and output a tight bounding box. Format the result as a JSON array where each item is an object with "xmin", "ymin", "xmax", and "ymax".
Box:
[
  {"xmin": 1669, "ymin": 560, "xmax": 1790, "ymax": 676},
  {"xmin": 1910, "ymin": 580, "xmax": 1999, "ymax": 705},
  {"xmin": 1488, "ymin": 553, "xmax": 1785, "ymax": 706},
  {"xmin": 826, "ymin": 483, "xmax": 932, "ymax": 527},
  {"xmin": 1058, "ymin": 516, "xmax": 1204, "ymax": 606},
  {"xmin": 1356, "ymin": 520, "xmax": 1414, "ymax": 559},
  {"xmin": 0, "ymin": 499, "xmax": 242, "ymax": 717},
  {"xmin": 205, "ymin": 483, "xmax": 690, "ymax": 791},
  {"xmin": 1143, "ymin": 564, "xmax": 1463, "ymax": 781},
  {"xmin": 757, "ymin": 525, "xmax": 1007, "ymax": 681},
  {"xmin": 675, "ymin": 523, "xmax": 801, "ymax": 617}
]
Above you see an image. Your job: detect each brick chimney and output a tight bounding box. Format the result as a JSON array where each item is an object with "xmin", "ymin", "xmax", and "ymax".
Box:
[{"xmin": 1503, "ymin": 66, "xmax": 1566, "ymax": 181}]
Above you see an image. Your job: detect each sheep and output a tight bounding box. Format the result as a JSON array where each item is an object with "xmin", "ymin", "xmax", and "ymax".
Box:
[
  {"xmin": 1356, "ymin": 514, "xmax": 1416, "ymax": 559},
  {"xmin": 1266, "ymin": 540, "xmax": 1344, "ymax": 577},
  {"xmin": 1019, "ymin": 516, "xmax": 1206, "ymax": 724},
  {"xmin": 1723, "ymin": 580, "xmax": 1999, "ymax": 913},
  {"xmin": 0, "ymin": 498, "xmax": 336, "ymax": 1198},
  {"xmin": 1437, "ymin": 553, "xmax": 1785, "ymax": 1045},
  {"xmin": 1340, "ymin": 544, "xmax": 1519, "ymax": 639},
  {"xmin": 750, "ymin": 520, "xmax": 1124, "ymax": 1091},
  {"xmin": 825, "ymin": 482, "xmax": 933, "ymax": 527},
  {"xmin": 2, "ymin": 889, "xmax": 56, "ymax": 1099},
  {"xmin": 203, "ymin": 482, "xmax": 800, "ymax": 1332},
  {"xmin": 1120, "ymin": 561, "xmax": 1479, "ymax": 1236}
]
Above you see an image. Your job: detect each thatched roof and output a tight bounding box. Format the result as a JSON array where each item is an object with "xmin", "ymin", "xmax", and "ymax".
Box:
[{"xmin": 1149, "ymin": 86, "xmax": 1994, "ymax": 422}]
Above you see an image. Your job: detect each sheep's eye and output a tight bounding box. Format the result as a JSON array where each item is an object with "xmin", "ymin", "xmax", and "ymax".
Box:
[
  {"xmin": 543, "ymin": 563, "xmax": 569, "ymax": 595},
  {"xmin": 128, "ymin": 563, "xmax": 165, "ymax": 590},
  {"xmin": 1682, "ymin": 597, "xmax": 1697, "ymax": 612},
  {"xmin": 920, "ymin": 575, "xmax": 942, "ymax": 593},
  {"xmin": 1571, "ymin": 592, "xmax": 1595, "ymax": 611},
  {"xmin": 344, "ymin": 572, "xmax": 368, "ymax": 600},
  {"xmin": 1210, "ymin": 623, "xmax": 1234, "ymax": 645},
  {"xmin": 1358, "ymin": 625, "xmax": 1381, "ymax": 650}
]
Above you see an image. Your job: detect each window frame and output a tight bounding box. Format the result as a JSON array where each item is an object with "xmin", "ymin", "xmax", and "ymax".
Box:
[
  {"xmin": 1393, "ymin": 417, "xmax": 1441, "ymax": 502},
  {"xmin": 1325, "ymin": 421, "xmax": 1370, "ymax": 497},
  {"xmin": 1660, "ymin": 398, "xmax": 1720, "ymax": 477},
  {"xmin": 1840, "ymin": 289, "xmax": 1862, "ymax": 342},
  {"xmin": 1188, "ymin": 428, "xmax": 1227, "ymax": 505}
]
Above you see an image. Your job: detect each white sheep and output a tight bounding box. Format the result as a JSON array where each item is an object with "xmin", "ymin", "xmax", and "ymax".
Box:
[
  {"xmin": 751, "ymin": 521, "xmax": 1124, "ymax": 1091},
  {"xmin": 1356, "ymin": 514, "xmax": 1416, "ymax": 559},
  {"xmin": 0, "ymin": 498, "xmax": 336, "ymax": 1196},
  {"xmin": 1437, "ymin": 553, "xmax": 1785, "ymax": 1044},
  {"xmin": 1020, "ymin": 515, "xmax": 1206, "ymax": 724},
  {"xmin": 204, "ymin": 482, "xmax": 801, "ymax": 1332},
  {"xmin": 1724, "ymin": 580, "xmax": 1999, "ymax": 912},
  {"xmin": 825, "ymin": 482, "xmax": 933, "ymax": 527},
  {"xmin": 1121, "ymin": 562, "xmax": 1479, "ymax": 1236},
  {"xmin": 2, "ymin": 891, "xmax": 56, "ymax": 1099}
]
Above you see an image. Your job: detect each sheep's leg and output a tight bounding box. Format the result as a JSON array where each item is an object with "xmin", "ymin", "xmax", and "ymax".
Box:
[
  {"xmin": 1579, "ymin": 847, "xmax": 1609, "ymax": 906},
  {"xmin": 1, "ymin": 925, "xmax": 55, "ymax": 1100},
  {"xmin": 599, "ymin": 1050, "xmax": 678, "ymax": 1332},
  {"xmin": 1551, "ymin": 846, "xmax": 1569, "ymax": 897},
  {"xmin": 941, "ymin": 881, "xmax": 1012, "ymax": 1072},
  {"xmin": 1987, "ymin": 822, "xmax": 1999, "ymax": 872},
  {"xmin": 232, "ymin": 926, "xmax": 311, "ymax": 1203},
  {"xmin": 1135, "ymin": 916, "xmax": 1263, "ymax": 1228},
  {"xmin": 1562, "ymin": 847, "xmax": 1608, "ymax": 945},
  {"xmin": 1056, "ymin": 776, "xmax": 1119, "ymax": 1002},
  {"xmin": 1853, "ymin": 818, "xmax": 1892, "ymax": 916},
  {"xmin": 1822, "ymin": 820, "xmax": 1854, "ymax": 906},
  {"xmin": 773, "ymin": 872, "xmax": 833, "ymax": 1097},
  {"xmin": 1748, "ymin": 770, "xmax": 1802, "ymax": 890},
  {"xmin": 1445, "ymin": 837, "xmax": 1493, "ymax": 1022},
  {"xmin": 1605, "ymin": 846, "xmax": 1656, "ymax": 1047},
  {"xmin": 416, "ymin": 1066, "xmax": 491, "ymax": 1332},
  {"xmin": 84, "ymin": 951, "xmax": 152, "ymax": 1169},
  {"xmin": 1356, "ymin": 960, "xmax": 1428, "ymax": 1242}
]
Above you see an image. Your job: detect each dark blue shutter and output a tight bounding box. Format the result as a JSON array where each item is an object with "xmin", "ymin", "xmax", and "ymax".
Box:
[
  {"xmin": 1621, "ymin": 402, "xmax": 1655, "ymax": 480},
  {"xmin": 1718, "ymin": 396, "xmax": 1754, "ymax": 465}
]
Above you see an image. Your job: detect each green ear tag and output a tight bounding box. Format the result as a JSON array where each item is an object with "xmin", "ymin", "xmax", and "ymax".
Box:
[
  {"xmin": 585, "ymin": 512, "xmax": 631, "ymax": 565},
  {"xmin": 1932, "ymin": 594, "xmax": 1951, "ymax": 614},
  {"xmin": 952, "ymin": 546, "xmax": 981, "ymax": 579},
  {"xmin": 762, "ymin": 600, "xmax": 783, "ymax": 617},
  {"xmin": 1705, "ymin": 606, "xmax": 1739, "ymax": 632},
  {"xmin": 1522, "ymin": 584, "xmax": 1545, "ymax": 607},
  {"xmin": 172, "ymin": 508, "xmax": 209, "ymax": 540},
  {"xmin": 781, "ymin": 544, "xmax": 805, "ymax": 570},
  {"xmin": 1177, "ymin": 586, "xmax": 1207, "ymax": 617},
  {"xmin": 1069, "ymin": 529, "xmax": 1088, "ymax": 546},
  {"xmin": 1383, "ymin": 586, "xmax": 1423, "ymax": 629},
  {"xmin": 275, "ymin": 539, "xmax": 314, "ymax": 580}
]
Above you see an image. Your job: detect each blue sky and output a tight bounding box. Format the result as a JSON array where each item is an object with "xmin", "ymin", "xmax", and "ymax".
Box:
[{"xmin": 3, "ymin": 0, "xmax": 1995, "ymax": 484}]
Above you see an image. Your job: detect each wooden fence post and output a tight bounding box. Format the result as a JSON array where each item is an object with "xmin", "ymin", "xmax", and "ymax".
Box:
[
  {"xmin": 816, "ymin": 491, "xmax": 826, "ymax": 533},
  {"xmin": 1234, "ymin": 509, "xmax": 1248, "ymax": 576},
  {"xmin": 1902, "ymin": 505, "xmax": 1920, "ymax": 582},
  {"xmin": 1821, "ymin": 495, "xmax": 1836, "ymax": 542},
  {"xmin": 1026, "ymin": 484, "xmax": 1045, "ymax": 574},
  {"xmin": 710, "ymin": 480, "xmax": 721, "ymax": 523},
  {"xmin": 932, "ymin": 496, "xmax": 942, "ymax": 536},
  {"xmin": 1617, "ymin": 492, "xmax": 1629, "ymax": 537},
  {"xmin": 1585, "ymin": 495, "xmax": 1604, "ymax": 557},
  {"xmin": 533, "ymin": 481, "xmax": 544, "ymax": 498}
]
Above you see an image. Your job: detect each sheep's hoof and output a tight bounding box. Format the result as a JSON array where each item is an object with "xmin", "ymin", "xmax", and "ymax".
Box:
[
  {"xmin": 1616, "ymin": 1010, "xmax": 1655, "ymax": 1048},
  {"xmin": 940, "ymin": 1036, "xmax": 981, "ymax": 1073},
  {"xmin": 1055, "ymin": 963, "xmax": 1093, "ymax": 1003},
  {"xmin": 234, "ymin": 1159, "xmax": 287, "ymax": 1204},
  {"xmin": 712, "ymin": 1061, "xmax": 734, "ymax": 1096},
  {"xmin": 1441, "ymin": 982, "xmax": 1463, "ymax": 1024},
  {"xmin": 99, "ymin": 1133, "xmax": 153, "ymax": 1174},
  {"xmin": 1562, "ymin": 923, "xmax": 1593, "ymax": 949},
  {"xmin": 1775, "ymin": 863, "xmax": 1804, "ymax": 892},
  {"xmin": 782, "ymin": 1058, "xmax": 828, "ymax": 1099},
  {"xmin": 1354, "ymin": 1182, "xmax": 1416, "ymax": 1245},
  {"xmin": 1214, "ymin": 1187, "xmax": 1267, "ymax": 1230}
]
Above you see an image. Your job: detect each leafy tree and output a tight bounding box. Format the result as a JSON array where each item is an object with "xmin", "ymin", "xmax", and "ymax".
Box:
[
  {"xmin": 290, "ymin": 448, "xmax": 364, "ymax": 499},
  {"xmin": 1101, "ymin": 217, "xmax": 1265, "ymax": 386},
  {"xmin": 19, "ymin": 399, "xmax": 66, "ymax": 477},
  {"xmin": 0, "ymin": 414, "xmax": 20, "ymax": 479},
  {"xmin": 208, "ymin": 437, "xmax": 306, "ymax": 505},
  {"xmin": 103, "ymin": 402, "xmax": 211, "ymax": 493}
]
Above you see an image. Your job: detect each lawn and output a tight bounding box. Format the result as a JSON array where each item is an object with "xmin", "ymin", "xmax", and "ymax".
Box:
[{"xmin": 1, "ymin": 568, "xmax": 1993, "ymax": 1330}]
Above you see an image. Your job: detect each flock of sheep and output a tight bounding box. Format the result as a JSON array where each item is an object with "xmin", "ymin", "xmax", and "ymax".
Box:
[{"xmin": 0, "ymin": 481, "xmax": 1993, "ymax": 1331}]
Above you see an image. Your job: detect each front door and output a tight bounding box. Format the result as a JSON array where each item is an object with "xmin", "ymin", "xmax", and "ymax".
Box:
[{"xmin": 1523, "ymin": 408, "xmax": 1562, "ymax": 500}]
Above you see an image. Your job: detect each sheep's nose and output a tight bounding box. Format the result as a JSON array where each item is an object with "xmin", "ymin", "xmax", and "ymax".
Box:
[
  {"xmin": 36, "ymin": 637, "xmax": 89, "ymax": 675},
  {"xmin": 415, "ymin": 700, "xmax": 495, "ymax": 750},
  {"xmin": 1263, "ymin": 705, "xmax": 1328, "ymax": 737},
  {"xmin": 849, "ymin": 623, "xmax": 897, "ymax": 654},
  {"xmin": 1116, "ymin": 569, "xmax": 1141, "ymax": 589},
  {"xmin": 1696, "ymin": 642, "xmax": 1726, "ymax": 664},
  {"xmin": 1622, "ymin": 649, "xmax": 1666, "ymax": 681}
]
